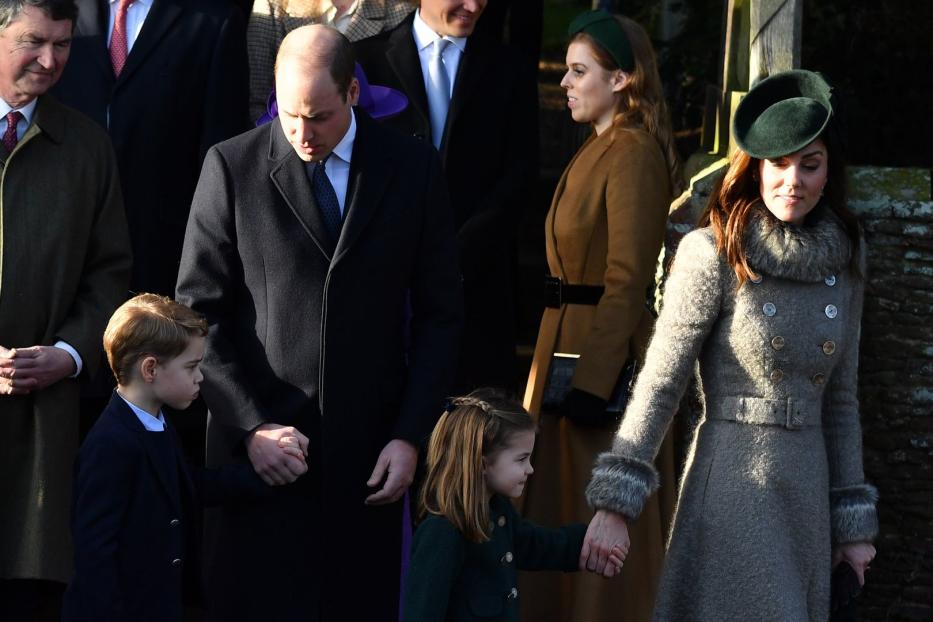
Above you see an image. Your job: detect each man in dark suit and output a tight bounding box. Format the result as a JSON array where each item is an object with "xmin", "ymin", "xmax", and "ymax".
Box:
[
  {"xmin": 175, "ymin": 25, "xmax": 462, "ymax": 621},
  {"xmin": 353, "ymin": 0, "xmax": 538, "ymax": 392},
  {"xmin": 52, "ymin": 0, "xmax": 249, "ymax": 298}
]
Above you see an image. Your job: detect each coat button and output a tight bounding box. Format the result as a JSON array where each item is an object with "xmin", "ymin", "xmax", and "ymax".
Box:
[
  {"xmin": 501, "ymin": 551, "xmax": 514, "ymax": 564},
  {"xmin": 770, "ymin": 369, "xmax": 784, "ymax": 382},
  {"xmin": 825, "ymin": 275, "xmax": 837, "ymax": 286},
  {"xmin": 822, "ymin": 340, "xmax": 836, "ymax": 355},
  {"xmin": 750, "ymin": 274, "xmax": 763, "ymax": 284},
  {"xmin": 172, "ymin": 558, "xmax": 182, "ymax": 567},
  {"xmin": 771, "ymin": 336, "xmax": 785, "ymax": 350},
  {"xmin": 762, "ymin": 302, "xmax": 776, "ymax": 317},
  {"xmin": 825, "ymin": 304, "xmax": 838, "ymax": 319},
  {"xmin": 170, "ymin": 519, "xmax": 180, "ymax": 527},
  {"xmin": 811, "ymin": 373, "xmax": 826, "ymax": 385},
  {"xmin": 497, "ymin": 516, "xmax": 506, "ymax": 527},
  {"xmin": 507, "ymin": 587, "xmax": 519, "ymax": 600}
]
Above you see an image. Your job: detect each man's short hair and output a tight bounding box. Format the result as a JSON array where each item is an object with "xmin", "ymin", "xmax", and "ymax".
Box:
[
  {"xmin": 275, "ymin": 25, "xmax": 356, "ymax": 100},
  {"xmin": 0, "ymin": 0, "xmax": 78, "ymax": 30},
  {"xmin": 103, "ymin": 293, "xmax": 208, "ymax": 385}
]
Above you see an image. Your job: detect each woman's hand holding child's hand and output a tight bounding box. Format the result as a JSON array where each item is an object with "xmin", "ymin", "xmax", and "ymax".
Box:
[{"xmin": 580, "ymin": 510, "xmax": 630, "ymax": 578}]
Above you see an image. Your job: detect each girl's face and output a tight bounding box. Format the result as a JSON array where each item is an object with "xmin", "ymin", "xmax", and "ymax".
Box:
[
  {"xmin": 484, "ymin": 430, "xmax": 535, "ymax": 499},
  {"xmin": 560, "ymin": 40, "xmax": 628, "ymax": 135},
  {"xmin": 758, "ymin": 138, "xmax": 828, "ymax": 225}
]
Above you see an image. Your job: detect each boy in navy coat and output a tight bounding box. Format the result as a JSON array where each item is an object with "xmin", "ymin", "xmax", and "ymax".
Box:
[{"xmin": 62, "ymin": 294, "xmax": 308, "ymax": 621}]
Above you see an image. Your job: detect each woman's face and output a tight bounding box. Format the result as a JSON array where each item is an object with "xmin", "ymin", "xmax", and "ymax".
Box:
[
  {"xmin": 560, "ymin": 40, "xmax": 627, "ymax": 135},
  {"xmin": 758, "ymin": 138, "xmax": 829, "ymax": 225}
]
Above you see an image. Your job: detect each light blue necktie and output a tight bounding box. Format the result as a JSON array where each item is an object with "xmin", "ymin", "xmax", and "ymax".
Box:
[{"xmin": 427, "ymin": 38, "xmax": 452, "ymax": 150}]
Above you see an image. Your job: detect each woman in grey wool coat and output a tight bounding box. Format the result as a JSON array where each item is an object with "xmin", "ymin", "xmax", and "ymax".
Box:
[{"xmin": 578, "ymin": 69, "xmax": 878, "ymax": 621}]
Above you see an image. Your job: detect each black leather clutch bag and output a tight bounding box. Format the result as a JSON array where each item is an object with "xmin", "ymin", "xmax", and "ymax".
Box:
[{"xmin": 541, "ymin": 353, "xmax": 638, "ymax": 414}]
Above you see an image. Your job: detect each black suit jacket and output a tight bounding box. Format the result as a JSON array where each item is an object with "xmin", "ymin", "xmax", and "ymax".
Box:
[
  {"xmin": 175, "ymin": 110, "xmax": 463, "ymax": 620},
  {"xmin": 53, "ymin": 0, "xmax": 249, "ymax": 297},
  {"xmin": 62, "ymin": 392, "xmax": 267, "ymax": 622},
  {"xmin": 354, "ymin": 16, "xmax": 538, "ymax": 388}
]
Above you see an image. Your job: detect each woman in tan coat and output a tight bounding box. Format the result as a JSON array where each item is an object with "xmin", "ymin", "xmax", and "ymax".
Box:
[{"xmin": 520, "ymin": 11, "xmax": 683, "ymax": 622}]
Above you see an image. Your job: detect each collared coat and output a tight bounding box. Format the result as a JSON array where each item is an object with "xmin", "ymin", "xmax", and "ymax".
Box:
[
  {"xmin": 0, "ymin": 96, "xmax": 131, "ymax": 583},
  {"xmin": 586, "ymin": 208, "xmax": 879, "ymax": 620},
  {"xmin": 175, "ymin": 109, "xmax": 463, "ymax": 621},
  {"xmin": 519, "ymin": 125, "xmax": 676, "ymax": 622},
  {"xmin": 403, "ymin": 495, "xmax": 585, "ymax": 622}
]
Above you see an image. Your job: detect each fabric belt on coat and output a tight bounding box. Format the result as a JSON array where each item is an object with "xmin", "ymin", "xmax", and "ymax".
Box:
[
  {"xmin": 706, "ymin": 396, "xmax": 822, "ymax": 430},
  {"xmin": 544, "ymin": 276, "xmax": 604, "ymax": 308}
]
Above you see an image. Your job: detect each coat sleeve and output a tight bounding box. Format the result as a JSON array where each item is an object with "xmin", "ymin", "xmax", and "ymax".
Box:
[
  {"xmin": 201, "ymin": 3, "xmax": 250, "ymax": 157},
  {"xmin": 246, "ymin": 0, "xmax": 280, "ymax": 123},
  {"xmin": 53, "ymin": 138, "xmax": 131, "ymax": 377},
  {"xmin": 822, "ymin": 244, "xmax": 878, "ymax": 544},
  {"xmin": 512, "ymin": 510, "xmax": 585, "ymax": 572},
  {"xmin": 176, "ymin": 147, "xmax": 269, "ymax": 440},
  {"xmin": 572, "ymin": 133, "xmax": 671, "ymax": 399},
  {"xmin": 402, "ymin": 517, "xmax": 465, "ymax": 622},
  {"xmin": 393, "ymin": 150, "xmax": 464, "ymax": 445},
  {"xmin": 586, "ymin": 229, "xmax": 723, "ymax": 519},
  {"xmin": 68, "ymin": 434, "xmax": 136, "ymax": 620}
]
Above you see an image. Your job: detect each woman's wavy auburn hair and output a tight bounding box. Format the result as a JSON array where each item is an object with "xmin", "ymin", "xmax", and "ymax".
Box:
[
  {"xmin": 419, "ymin": 388, "xmax": 535, "ymax": 543},
  {"xmin": 699, "ymin": 127, "xmax": 861, "ymax": 286},
  {"xmin": 572, "ymin": 16, "xmax": 684, "ymax": 195}
]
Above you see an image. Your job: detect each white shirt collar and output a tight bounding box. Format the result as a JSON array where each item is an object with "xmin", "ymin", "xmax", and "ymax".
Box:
[
  {"xmin": 331, "ymin": 107, "xmax": 356, "ymax": 165},
  {"xmin": 412, "ymin": 9, "xmax": 468, "ymax": 54},
  {"xmin": 117, "ymin": 392, "xmax": 167, "ymax": 432},
  {"xmin": 0, "ymin": 97, "xmax": 38, "ymax": 125}
]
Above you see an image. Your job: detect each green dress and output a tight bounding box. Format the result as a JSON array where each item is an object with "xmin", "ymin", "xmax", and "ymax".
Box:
[{"xmin": 404, "ymin": 496, "xmax": 585, "ymax": 622}]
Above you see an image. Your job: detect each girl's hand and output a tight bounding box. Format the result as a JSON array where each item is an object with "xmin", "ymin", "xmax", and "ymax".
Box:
[
  {"xmin": 277, "ymin": 436, "xmax": 308, "ymax": 464},
  {"xmin": 832, "ymin": 542, "xmax": 876, "ymax": 586},
  {"xmin": 580, "ymin": 510, "xmax": 630, "ymax": 578}
]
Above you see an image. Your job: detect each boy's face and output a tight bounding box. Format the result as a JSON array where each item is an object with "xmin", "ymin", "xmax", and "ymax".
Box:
[{"xmin": 152, "ymin": 336, "xmax": 205, "ymax": 410}]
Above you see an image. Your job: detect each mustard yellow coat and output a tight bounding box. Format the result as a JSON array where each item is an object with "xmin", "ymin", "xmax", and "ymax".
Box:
[{"xmin": 520, "ymin": 125, "xmax": 676, "ymax": 622}]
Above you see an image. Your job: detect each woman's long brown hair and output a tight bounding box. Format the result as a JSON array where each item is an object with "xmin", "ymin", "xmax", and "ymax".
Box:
[
  {"xmin": 572, "ymin": 17, "xmax": 685, "ymax": 195},
  {"xmin": 699, "ymin": 127, "xmax": 861, "ymax": 286},
  {"xmin": 419, "ymin": 389, "xmax": 535, "ymax": 543}
]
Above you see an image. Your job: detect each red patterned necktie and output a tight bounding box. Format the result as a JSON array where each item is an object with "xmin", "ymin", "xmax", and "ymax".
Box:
[
  {"xmin": 110, "ymin": 0, "xmax": 134, "ymax": 77},
  {"xmin": 2, "ymin": 111, "xmax": 22, "ymax": 154}
]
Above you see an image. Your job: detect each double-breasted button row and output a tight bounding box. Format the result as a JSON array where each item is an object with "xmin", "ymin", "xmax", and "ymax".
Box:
[
  {"xmin": 501, "ymin": 551, "xmax": 513, "ymax": 564},
  {"xmin": 822, "ymin": 340, "xmax": 836, "ymax": 355},
  {"xmin": 497, "ymin": 516, "xmax": 506, "ymax": 527},
  {"xmin": 770, "ymin": 369, "xmax": 784, "ymax": 382},
  {"xmin": 771, "ymin": 336, "xmax": 785, "ymax": 350},
  {"xmin": 763, "ymin": 302, "xmax": 777, "ymax": 317},
  {"xmin": 507, "ymin": 587, "xmax": 519, "ymax": 600},
  {"xmin": 172, "ymin": 558, "xmax": 182, "ymax": 567},
  {"xmin": 825, "ymin": 275, "xmax": 837, "ymax": 287},
  {"xmin": 825, "ymin": 304, "xmax": 838, "ymax": 319},
  {"xmin": 811, "ymin": 373, "xmax": 826, "ymax": 386},
  {"xmin": 170, "ymin": 518, "xmax": 180, "ymax": 527}
]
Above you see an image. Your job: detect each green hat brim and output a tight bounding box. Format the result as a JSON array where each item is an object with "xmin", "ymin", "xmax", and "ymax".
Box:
[{"xmin": 733, "ymin": 70, "xmax": 833, "ymax": 159}]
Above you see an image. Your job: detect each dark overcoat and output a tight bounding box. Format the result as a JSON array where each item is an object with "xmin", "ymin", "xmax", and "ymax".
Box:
[
  {"xmin": 62, "ymin": 392, "xmax": 269, "ymax": 622},
  {"xmin": 0, "ymin": 96, "xmax": 131, "ymax": 583},
  {"xmin": 53, "ymin": 0, "xmax": 249, "ymax": 296},
  {"xmin": 354, "ymin": 16, "xmax": 538, "ymax": 389},
  {"xmin": 175, "ymin": 110, "xmax": 463, "ymax": 621}
]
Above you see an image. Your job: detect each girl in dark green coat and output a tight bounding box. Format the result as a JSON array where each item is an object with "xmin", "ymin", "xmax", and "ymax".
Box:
[{"xmin": 403, "ymin": 390, "xmax": 623, "ymax": 622}]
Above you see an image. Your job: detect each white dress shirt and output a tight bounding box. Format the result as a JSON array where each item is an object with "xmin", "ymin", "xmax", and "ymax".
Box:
[
  {"xmin": 0, "ymin": 98, "xmax": 82, "ymax": 377},
  {"xmin": 324, "ymin": 108, "xmax": 356, "ymax": 216},
  {"xmin": 107, "ymin": 0, "xmax": 153, "ymax": 52},
  {"xmin": 118, "ymin": 392, "xmax": 167, "ymax": 432},
  {"xmin": 412, "ymin": 10, "xmax": 467, "ymax": 103}
]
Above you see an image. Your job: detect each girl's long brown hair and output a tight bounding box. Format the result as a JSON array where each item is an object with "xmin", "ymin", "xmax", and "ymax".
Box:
[
  {"xmin": 419, "ymin": 389, "xmax": 535, "ymax": 543},
  {"xmin": 699, "ymin": 127, "xmax": 861, "ymax": 286},
  {"xmin": 573, "ymin": 16, "xmax": 684, "ymax": 195}
]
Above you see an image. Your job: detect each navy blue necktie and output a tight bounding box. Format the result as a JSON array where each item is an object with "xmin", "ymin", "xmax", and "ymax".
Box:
[{"xmin": 310, "ymin": 156, "xmax": 342, "ymax": 241}]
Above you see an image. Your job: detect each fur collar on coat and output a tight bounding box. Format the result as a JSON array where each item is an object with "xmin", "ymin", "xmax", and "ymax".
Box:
[{"xmin": 744, "ymin": 204, "xmax": 852, "ymax": 282}]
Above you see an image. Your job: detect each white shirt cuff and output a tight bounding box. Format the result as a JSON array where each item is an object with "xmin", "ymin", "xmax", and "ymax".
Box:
[{"xmin": 53, "ymin": 341, "xmax": 83, "ymax": 378}]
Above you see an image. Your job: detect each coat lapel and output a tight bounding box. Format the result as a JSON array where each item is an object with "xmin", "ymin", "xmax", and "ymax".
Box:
[
  {"xmin": 332, "ymin": 111, "xmax": 390, "ymax": 266},
  {"xmin": 73, "ymin": 0, "xmax": 112, "ymax": 78},
  {"xmin": 385, "ymin": 18, "xmax": 430, "ymax": 130},
  {"xmin": 268, "ymin": 124, "xmax": 336, "ymax": 260},
  {"xmin": 115, "ymin": 0, "xmax": 183, "ymax": 87},
  {"xmin": 442, "ymin": 35, "xmax": 490, "ymax": 158}
]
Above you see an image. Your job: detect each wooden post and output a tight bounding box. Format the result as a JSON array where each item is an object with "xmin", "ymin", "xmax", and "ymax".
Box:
[{"xmin": 749, "ymin": 0, "xmax": 803, "ymax": 85}]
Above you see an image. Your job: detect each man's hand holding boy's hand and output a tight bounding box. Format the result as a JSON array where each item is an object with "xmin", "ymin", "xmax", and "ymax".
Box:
[{"xmin": 246, "ymin": 423, "xmax": 309, "ymax": 485}]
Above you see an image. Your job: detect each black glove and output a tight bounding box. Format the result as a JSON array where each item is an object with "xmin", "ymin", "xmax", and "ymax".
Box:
[{"xmin": 560, "ymin": 389, "xmax": 610, "ymax": 427}]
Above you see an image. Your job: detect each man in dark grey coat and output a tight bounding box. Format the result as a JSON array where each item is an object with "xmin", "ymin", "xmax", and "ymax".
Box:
[{"xmin": 176, "ymin": 24, "xmax": 462, "ymax": 621}]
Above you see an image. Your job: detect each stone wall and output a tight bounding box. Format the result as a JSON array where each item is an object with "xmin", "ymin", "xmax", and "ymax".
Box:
[{"xmin": 663, "ymin": 165, "xmax": 933, "ymax": 621}]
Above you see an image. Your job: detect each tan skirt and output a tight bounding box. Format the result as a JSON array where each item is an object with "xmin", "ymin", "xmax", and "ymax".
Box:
[{"xmin": 518, "ymin": 412, "xmax": 676, "ymax": 622}]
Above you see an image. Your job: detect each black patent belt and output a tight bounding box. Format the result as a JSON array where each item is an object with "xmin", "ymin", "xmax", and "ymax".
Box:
[{"xmin": 544, "ymin": 276, "xmax": 605, "ymax": 308}]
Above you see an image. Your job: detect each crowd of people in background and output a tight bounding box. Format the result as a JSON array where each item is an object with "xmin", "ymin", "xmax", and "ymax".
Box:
[{"xmin": 0, "ymin": 0, "xmax": 878, "ymax": 620}]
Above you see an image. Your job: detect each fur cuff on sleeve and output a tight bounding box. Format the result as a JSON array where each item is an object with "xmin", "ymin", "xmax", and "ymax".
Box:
[
  {"xmin": 585, "ymin": 452, "xmax": 660, "ymax": 520},
  {"xmin": 830, "ymin": 484, "xmax": 879, "ymax": 544}
]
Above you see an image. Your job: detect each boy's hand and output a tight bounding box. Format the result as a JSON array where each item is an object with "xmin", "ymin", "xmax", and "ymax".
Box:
[
  {"xmin": 278, "ymin": 436, "xmax": 308, "ymax": 464},
  {"xmin": 246, "ymin": 424, "xmax": 309, "ymax": 485}
]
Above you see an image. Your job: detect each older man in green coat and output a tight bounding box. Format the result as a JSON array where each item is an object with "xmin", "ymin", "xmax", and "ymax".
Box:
[{"xmin": 0, "ymin": 0, "xmax": 131, "ymax": 616}]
